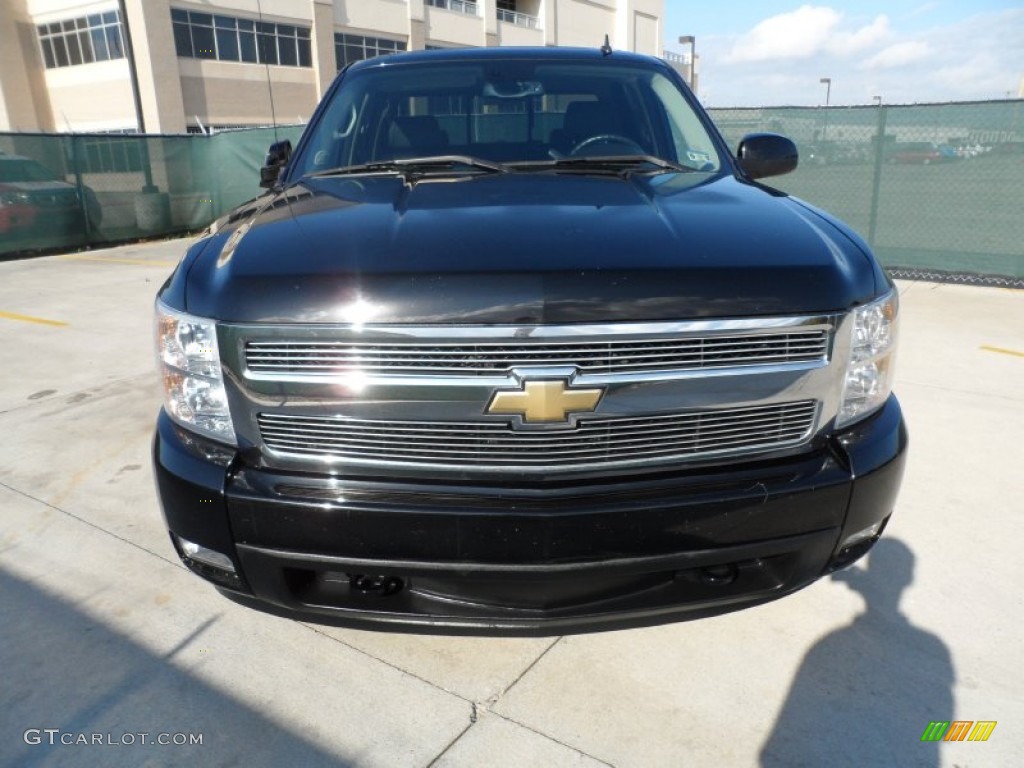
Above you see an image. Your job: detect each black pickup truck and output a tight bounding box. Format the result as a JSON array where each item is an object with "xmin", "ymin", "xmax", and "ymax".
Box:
[{"xmin": 153, "ymin": 47, "xmax": 906, "ymax": 633}]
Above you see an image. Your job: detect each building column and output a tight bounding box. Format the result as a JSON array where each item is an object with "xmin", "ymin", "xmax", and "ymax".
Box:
[
  {"xmin": 480, "ymin": 0, "xmax": 498, "ymax": 47},
  {"xmin": 614, "ymin": 0, "xmax": 630, "ymax": 52},
  {"xmin": 542, "ymin": 0, "xmax": 556, "ymax": 46},
  {"xmin": 407, "ymin": 0, "xmax": 426, "ymax": 50},
  {"xmin": 311, "ymin": 0, "xmax": 336, "ymax": 95},
  {"xmin": 123, "ymin": 0, "xmax": 186, "ymax": 133},
  {"xmin": 0, "ymin": 0, "xmax": 53, "ymax": 131}
]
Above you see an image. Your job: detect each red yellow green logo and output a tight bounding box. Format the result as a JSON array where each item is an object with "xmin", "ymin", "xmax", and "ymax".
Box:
[{"xmin": 921, "ymin": 721, "xmax": 996, "ymax": 742}]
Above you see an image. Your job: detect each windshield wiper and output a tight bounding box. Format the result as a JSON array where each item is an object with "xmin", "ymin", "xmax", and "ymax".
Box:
[
  {"xmin": 510, "ymin": 155, "xmax": 693, "ymax": 176},
  {"xmin": 306, "ymin": 155, "xmax": 510, "ymax": 180}
]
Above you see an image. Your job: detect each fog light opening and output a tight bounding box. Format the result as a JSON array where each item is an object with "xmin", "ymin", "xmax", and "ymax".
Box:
[
  {"xmin": 178, "ymin": 537, "xmax": 235, "ymax": 571},
  {"xmin": 699, "ymin": 563, "xmax": 738, "ymax": 586},
  {"xmin": 349, "ymin": 574, "xmax": 404, "ymax": 596},
  {"xmin": 173, "ymin": 534, "xmax": 242, "ymax": 589},
  {"xmin": 839, "ymin": 520, "xmax": 884, "ymax": 552},
  {"xmin": 830, "ymin": 518, "xmax": 889, "ymax": 571}
]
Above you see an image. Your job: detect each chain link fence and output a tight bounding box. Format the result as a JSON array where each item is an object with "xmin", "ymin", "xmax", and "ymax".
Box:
[
  {"xmin": 0, "ymin": 125, "xmax": 302, "ymax": 258},
  {"xmin": 709, "ymin": 101, "xmax": 1024, "ymax": 284},
  {"xmin": 2, "ymin": 102, "xmax": 1022, "ymax": 283}
]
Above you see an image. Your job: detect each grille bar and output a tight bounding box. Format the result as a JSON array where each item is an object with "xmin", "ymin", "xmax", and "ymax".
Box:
[
  {"xmin": 245, "ymin": 331, "xmax": 829, "ymax": 377},
  {"xmin": 259, "ymin": 431, "xmax": 814, "ymax": 459},
  {"xmin": 259, "ymin": 412, "xmax": 809, "ymax": 443},
  {"xmin": 257, "ymin": 401, "xmax": 818, "ymax": 469}
]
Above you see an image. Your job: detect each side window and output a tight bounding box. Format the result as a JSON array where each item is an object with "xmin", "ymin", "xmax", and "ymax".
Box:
[
  {"xmin": 545, "ymin": 91, "xmax": 654, "ymax": 156},
  {"xmin": 621, "ymin": 84, "xmax": 657, "ymax": 155},
  {"xmin": 649, "ymin": 73, "xmax": 719, "ymax": 170},
  {"xmin": 545, "ymin": 95, "xmax": 596, "ymax": 154},
  {"xmin": 474, "ymin": 94, "xmax": 530, "ymax": 145},
  {"xmin": 429, "ymin": 94, "xmax": 471, "ymax": 146},
  {"xmin": 303, "ymin": 87, "xmax": 372, "ymax": 170}
]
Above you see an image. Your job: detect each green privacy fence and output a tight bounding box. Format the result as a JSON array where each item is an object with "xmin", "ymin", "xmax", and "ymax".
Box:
[
  {"xmin": 2, "ymin": 102, "xmax": 1022, "ymax": 282},
  {"xmin": 0, "ymin": 125, "xmax": 303, "ymax": 257},
  {"xmin": 709, "ymin": 101, "xmax": 1024, "ymax": 282}
]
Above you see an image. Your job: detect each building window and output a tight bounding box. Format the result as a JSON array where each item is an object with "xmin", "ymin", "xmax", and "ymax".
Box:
[
  {"xmin": 425, "ymin": 0, "xmax": 479, "ymax": 17},
  {"xmin": 79, "ymin": 135, "xmax": 144, "ymax": 173},
  {"xmin": 171, "ymin": 9, "xmax": 311, "ymax": 67},
  {"xmin": 334, "ymin": 34, "xmax": 406, "ymax": 70},
  {"xmin": 496, "ymin": 0, "xmax": 540, "ymax": 28},
  {"xmin": 36, "ymin": 11, "xmax": 125, "ymax": 69},
  {"xmin": 186, "ymin": 123, "xmax": 276, "ymax": 134}
]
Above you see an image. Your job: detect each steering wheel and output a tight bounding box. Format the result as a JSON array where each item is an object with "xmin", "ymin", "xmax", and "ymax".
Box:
[{"xmin": 570, "ymin": 134, "xmax": 646, "ymax": 156}]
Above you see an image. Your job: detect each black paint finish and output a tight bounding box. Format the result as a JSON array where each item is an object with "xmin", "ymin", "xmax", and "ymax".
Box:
[
  {"xmin": 168, "ymin": 172, "xmax": 880, "ymax": 324},
  {"xmin": 153, "ymin": 48, "xmax": 905, "ymax": 631}
]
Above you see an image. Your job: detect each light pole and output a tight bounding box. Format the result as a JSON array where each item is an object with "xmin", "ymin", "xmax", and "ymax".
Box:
[
  {"xmin": 819, "ymin": 77, "xmax": 832, "ymax": 140},
  {"xmin": 679, "ymin": 35, "xmax": 696, "ymax": 92},
  {"xmin": 117, "ymin": 0, "xmax": 155, "ymax": 191},
  {"xmin": 819, "ymin": 77, "xmax": 832, "ymax": 106}
]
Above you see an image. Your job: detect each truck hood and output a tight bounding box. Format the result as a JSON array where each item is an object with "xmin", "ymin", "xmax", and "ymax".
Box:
[{"xmin": 183, "ymin": 171, "xmax": 878, "ymax": 323}]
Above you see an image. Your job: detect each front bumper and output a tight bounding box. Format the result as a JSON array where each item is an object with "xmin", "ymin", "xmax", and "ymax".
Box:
[{"xmin": 153, "ymin": 396, "xmax": 907, "ymax": 634}]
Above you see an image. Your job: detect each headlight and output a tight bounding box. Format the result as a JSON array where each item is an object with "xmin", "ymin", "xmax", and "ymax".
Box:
[
  {"xmin": 0, "ymin": 191, "xmax": 32, "ymax": 206},
  {"xmin": 155, "ymin": 300, "xmax": 236, "ymax": 444},
  {"xmin": 837, "ymin": 289, "xmax": 899, "ymax": 428}
]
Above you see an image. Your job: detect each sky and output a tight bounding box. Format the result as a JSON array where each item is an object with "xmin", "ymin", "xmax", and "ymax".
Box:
[{"xmin": 661, "ymin": 1, "xmax": 1024, "ymax": 107}]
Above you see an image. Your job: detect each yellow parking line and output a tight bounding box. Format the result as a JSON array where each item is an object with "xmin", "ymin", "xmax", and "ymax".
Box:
[
  {"xmin": 0, "ymin": 310, "xmax": 68, "ymax": 327},
  {"xmin": 58, "ymin": 254, "xmax": 178, "ymax": 267},
  {"xmin": 981, "ymin": 345, "xmax": 1024, "ymax": 358}
]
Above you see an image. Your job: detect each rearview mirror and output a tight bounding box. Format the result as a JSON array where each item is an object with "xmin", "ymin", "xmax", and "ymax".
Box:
[
  {"xmin": 260, "ymin": 140, "xmax": 293, "ymax": 188},
  {"xmin": 736, "ymin": 133, "xmax": 798, "ymax": 180},
  {"xmin": 483, "ymin": 80, "xmax": 544, "ymax": 98}
]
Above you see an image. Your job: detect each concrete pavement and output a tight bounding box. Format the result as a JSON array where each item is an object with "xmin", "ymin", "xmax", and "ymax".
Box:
[{"xmin": 1, "ymin": 239, "xmax": 1021, "ymax": 766}]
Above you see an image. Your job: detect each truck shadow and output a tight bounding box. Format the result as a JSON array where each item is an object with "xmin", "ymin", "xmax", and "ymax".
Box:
[
  {"xmin": 760, "ymin": 537, "xmax": 953, "ymax": 767},
  {"xmin": 0, "ymin": 566, "xmax": 349, "ymax": 767}
]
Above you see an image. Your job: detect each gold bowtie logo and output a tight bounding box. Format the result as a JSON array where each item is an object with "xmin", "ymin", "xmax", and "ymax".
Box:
[{"xmin": 486, "ymin": 379, "xmax": 604, "ymax": 423}]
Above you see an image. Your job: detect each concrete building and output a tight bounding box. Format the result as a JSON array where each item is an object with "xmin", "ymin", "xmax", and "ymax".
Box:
[
  {"xmin": 0, "ymin": 0, "xmax": 665, "ymax": 134},
  {"xmin": 662, "ymin": 49, "xmax": 698, "ymax": 93}
]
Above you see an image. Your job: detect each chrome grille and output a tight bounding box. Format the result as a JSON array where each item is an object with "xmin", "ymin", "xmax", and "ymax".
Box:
[
  {"xmin": 245, "ymin": 330, "xmax": 829, "ymax": 377},
  {"xmin": 257, "ymin": 400, "xmax": 818, "ymax": 469}
]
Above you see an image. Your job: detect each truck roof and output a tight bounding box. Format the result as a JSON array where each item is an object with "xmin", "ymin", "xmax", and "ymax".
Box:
[{"xmin": 346, "ymin": 45, "xmax": 665, "ymax": 73}]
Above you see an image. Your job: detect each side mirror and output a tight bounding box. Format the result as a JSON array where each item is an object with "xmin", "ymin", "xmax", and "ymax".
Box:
[
  {"xmin": 736, "ymin": 133, "xmax": 798, "ymax": 180},
  {"xmin": 260, "ymin": 140, "xmax": 293, "ymax": 188}
]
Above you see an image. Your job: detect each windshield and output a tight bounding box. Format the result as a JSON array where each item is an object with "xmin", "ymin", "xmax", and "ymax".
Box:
[
  {"xmin": 290, "ymin": 58, "xmax": 722, "ymax": 177},
  {"xmin": 0, "ymin": 159, "xmax": 60, "ymax": 183}
]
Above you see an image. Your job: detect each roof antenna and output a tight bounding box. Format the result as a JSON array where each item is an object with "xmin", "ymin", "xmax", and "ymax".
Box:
[
  {"xmin": 256, "ymin": 0, "xmax": 279, "ymax": 143},
  {"xmin": 600, "ymin": 34, "xmax": 613, "ymax": 56}
]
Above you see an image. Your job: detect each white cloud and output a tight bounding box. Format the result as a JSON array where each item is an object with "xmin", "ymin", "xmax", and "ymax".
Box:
[
  {"xmin": 908, "ymin": 3, "xmax": 940, "ymax": 19},
  {"xmin": 930, "ymin": 52, "xmax": 1006, "ymax": 98},
  {"xmin": 698, "ymin": 7, "xmax": 1024, "ymax": 106},
  {"xmin": 727, "ymin": 6, "xmax": 841, "ymax": 63},
  {"xmin": 862, "ymin": 41, "xmax": 932, "ymax": 69},
  {"xmin": 727, "ymin": 7, "xmax": 892, "ymax": 64},
  {"xmin": 829, "ymin": 15, "xmax": 891, "ymax": 56}
]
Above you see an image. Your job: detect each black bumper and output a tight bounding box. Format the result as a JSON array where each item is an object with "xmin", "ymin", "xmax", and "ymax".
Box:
[{"xmin": 152, "ymin": 397, "xmax": 907, "ymax": 634}]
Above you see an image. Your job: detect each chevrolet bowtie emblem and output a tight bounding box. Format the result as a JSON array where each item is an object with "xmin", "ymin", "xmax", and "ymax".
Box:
[{"xmin": 486, "ymin": 379, "xmax": 604, "ymax": 423}]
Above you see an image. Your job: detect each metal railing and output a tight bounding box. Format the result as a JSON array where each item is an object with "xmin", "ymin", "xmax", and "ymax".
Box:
[
  {"xmin": 497, "ymin": 8, "xmax": 539, "ymax": 28},
  {"xmin": 425, "ymin": 0, "xmax": 478, "ymax": 16}
]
